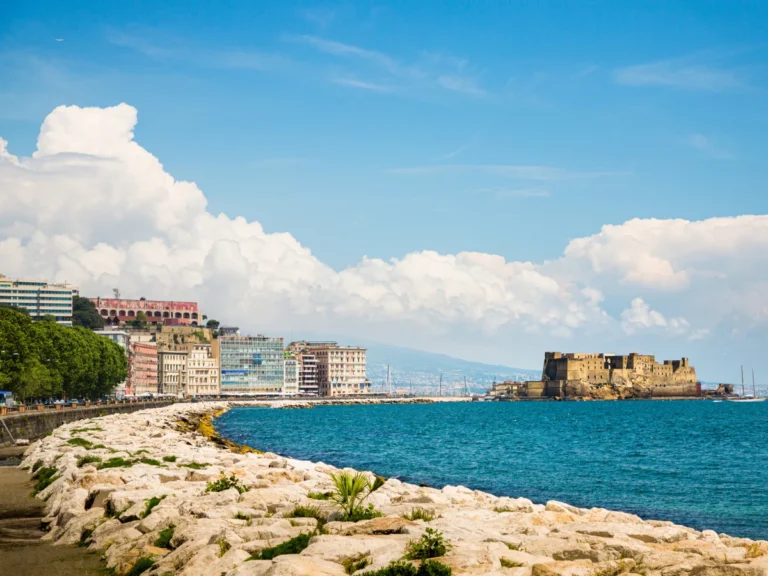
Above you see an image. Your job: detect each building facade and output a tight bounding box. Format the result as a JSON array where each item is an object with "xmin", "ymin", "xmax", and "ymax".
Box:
[
  {"xmin": 288, "ymin": 341, "xmax": 370, "ymax": 397},
  {"xmin": 0, "ymin": 276, "xmax": 78, "ymax": 325},
  {"xmin": 187, "ymin": 345, "xmax": 220, "ymax": 397},
  {"xmin": 89, "ymin": 297, "xmax": 203, "ymax": 326},
  {"xmin": 158, "ymin": 350, "xmax": 187, "ymax": 397},
  {"xmin": 94, "ymin": 330, "xmax": 131, "ymax": 397},
  {"xmin": 219, "ymin": 335, "xmax": 284, "ymax": 395},
  {"xmin": 129, "ymin": 342, "xmax": 159, "ymax": 396},
  {"xmin": 283, "ymin": 356, "xmax": 299, "ymax": 396},
  {"xmin": 286, "ymin": 342, "xmax": 319, "ymax": 395}
]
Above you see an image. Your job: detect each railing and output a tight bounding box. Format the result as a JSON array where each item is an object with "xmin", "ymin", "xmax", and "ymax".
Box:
[{"xmin": 0, "ymin": 398, "xmax": 174, "ymax": 417}]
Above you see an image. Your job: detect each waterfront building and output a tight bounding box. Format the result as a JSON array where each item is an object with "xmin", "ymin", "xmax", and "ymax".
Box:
[
  {"xmin": 158, "ymin": 350, "xmax": 187, "ymax": 397},
  {"xmin": 0, "ymin": 275, "xmax": 78, "ymax": 325},
  {"xmin": 285, "ymin": 342, "xmax": 319, "ymax": 395},
  {"xmin": 287, "ymin": 341, "xmax": 370, "ymax": 397},
  {"xmin": 283, "ymin": 355, "xmax": 299, "ymax": 396},
  {"xmin": 129, "ymin": 342, "xmax": 159, "ymax": 396},
  {"xmin": 187, "ymin": 344, "xmax": 220, "ymax": 397},
  {"xmin": 219, "ymin": 334, "xmax": 284, "ymax": 395},
  {"xmin": 488, "ymin": 381, "xmax": 524, "ymax": 397},
  {"xmin": 94, "ymin": 330, "xmax": 131, "ymax": 397},
  {"xmin": 89, "ymin": 296, "xmax": 203, "ymax": 326},
  {"xmin": 219, "ymin": 326, "xmax": 240, "ymax": 337}
]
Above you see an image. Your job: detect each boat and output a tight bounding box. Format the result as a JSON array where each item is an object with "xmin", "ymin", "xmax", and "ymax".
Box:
[{"xmin": 725, "ymin": 367, "xmax": 767, "ymax": 403}]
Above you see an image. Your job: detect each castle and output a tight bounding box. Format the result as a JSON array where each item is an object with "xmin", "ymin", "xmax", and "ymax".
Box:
[{"xmin": 526, "ymin": 352, "xmax": 700, "ymax": 398}]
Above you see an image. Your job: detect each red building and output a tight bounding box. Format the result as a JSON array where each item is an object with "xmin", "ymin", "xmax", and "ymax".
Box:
[
  {"xmin": 90, "ymin": 297, "xmax": 203, "ymax": 326},
  {"xmin": 129, "ymin": 342, "xmax": 158, "ymax": 396}
]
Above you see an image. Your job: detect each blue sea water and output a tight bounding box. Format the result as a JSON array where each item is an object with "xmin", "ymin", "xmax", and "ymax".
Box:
[{"xmin": 214, "ymin": 401, "xmax": 768, "ymax": 539}]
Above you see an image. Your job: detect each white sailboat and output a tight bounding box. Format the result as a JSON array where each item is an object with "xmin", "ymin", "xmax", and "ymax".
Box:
[{"xmin": 726, "ymin": 366, "xmax": 766, "ymax": 403}]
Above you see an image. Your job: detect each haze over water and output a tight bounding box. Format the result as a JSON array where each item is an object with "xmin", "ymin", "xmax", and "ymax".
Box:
[{"xmin": 216, "ymin": 401, "xmax": 768, "ymax": 539}]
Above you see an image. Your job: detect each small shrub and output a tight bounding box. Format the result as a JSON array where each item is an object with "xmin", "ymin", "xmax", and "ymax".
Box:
[
  {"xmin": 67, "ymin": 437, "xmax": 94, "ymax": 449},
  {"xmin": 206, "ymin": 474, "xmax": 249, "ymax": 494},
  {"xmin": 78, "ymin": 527, "xmax": 94, "ymax": 547},
  {"xmin": 142, "ymin": 495, "xmax": 166, "ymax": 518},
  {"xmin": 362, "ymin": 560, "xmax": 452, "ymax": 576},
  {"xmin": 307, "ymin": 491, "xmax": 334, "ymax": 500},
  {"xmin": 154, "ymin": 525, "xmax": 175, "ymax": 549},
  {"xmin": 33, "ymin": 466, "xmax": 59, "ymax": 494},
  {"xmin": 342, "ymin": 554, "xmax": 370, "ymax": 574},
  {"xmin": 217, "ymin": 537, "xmax": 231, "ymax": 557},
  {"xmin": 133, "ymin": 449, "xmax": 150, "ymax": 455},
  {"xmin": 127, "ymin": 556, "xmax": 155, "ymax": 576},
  {"xmin": 162, "ymin": 455, "xmax": 177, "ymax": 463},
  {"xmin": 98, "ymin": 457, "xmax": 134, "ymax": 469},
  {"xmin": 288, "ymin": 505, "xmax": 327, "ymax": 526},
  {"xmin": 181, "ymin": 461, "xmax": 209, "ymax": 469},
  {"xmin": 77, "ymin": 455, "xmax": 102, "ymax": 468},
  {"xmin": 745, "ymin": 542, "xmax": 768, "ymax": 559},
  {"xmin": 500, "ymin": 558, "xmax": 524, "ymax": 568},
  {"xmin": 404, "ymin": 528, "xmax": 451, "ymax": 560},
  {"xmin": 234, "ymin": 512, "xmax": 251, "ymax": 521},
  {"xmin": 32, "ymin": 460, "xmax": 44, "ymax": 472},
  {"xmin": 505, "ymin": 542, "xmax": 522, "ymax": 551},
  {"xmin": 402, "ymin": 507, "xmax": 435, "ymax": 522},
  {"xmin": 251, "ymin": 533, "xmax": 312, "ymax": 560},
  {"xmin": 418, "ymin": 560, "xmax": 453, "ymax": 576},
  {"xmin": 343, "ymin": 503, "xmax": 384, "ymax": 522},
  {"xmin": 138, "ymin": 457, "xmax": 163, "ymax": 467},
  {"xmin": 92, "ymin": 444, "xmax": 108, "ymax": 450}
]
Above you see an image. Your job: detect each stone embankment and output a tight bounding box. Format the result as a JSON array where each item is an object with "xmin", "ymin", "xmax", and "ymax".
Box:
[{"xmin": 19, "ymin": 402, "xmax": 768, "ymax": 575}]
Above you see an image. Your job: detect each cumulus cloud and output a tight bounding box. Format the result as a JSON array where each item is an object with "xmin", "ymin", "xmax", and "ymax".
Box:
[{"xmin": 1, "ymin": 103, "xmax": 767, "ymax": 363}]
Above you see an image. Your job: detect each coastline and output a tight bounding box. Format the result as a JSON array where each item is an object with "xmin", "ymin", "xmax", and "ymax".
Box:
[{"xmin": 14, "ymin": 401, "xmax": 768, "ymax": 576}]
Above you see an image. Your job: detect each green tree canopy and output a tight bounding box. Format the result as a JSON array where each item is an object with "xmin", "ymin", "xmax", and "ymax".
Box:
[{"xmin": 72, "ymin": 296, "xmax": 106, "ymax": 330}]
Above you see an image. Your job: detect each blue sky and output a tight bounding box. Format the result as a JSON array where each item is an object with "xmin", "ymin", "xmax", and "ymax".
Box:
[
  {"xmin": 3, "ymin": 0, "xmax": 767, "ymax": 268},
  {"xmin": 2, "ymin": 1, "xmax": 768, "ymax": 379}
]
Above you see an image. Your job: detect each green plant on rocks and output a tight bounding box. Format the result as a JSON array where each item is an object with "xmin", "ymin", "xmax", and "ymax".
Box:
[
  {"xmin": 288, "ymin": 505, "xmax": 328, "ymax": 527},
  {"xmin": 330, "ymin": 470, "xmax": 385, "ymax": 521},
  {"xmin": 363, "ymin": 560, "xmax": 452, "ymax": 576},
  {"xmin": 127, "ymin": 556, "xmax": 155, "ymax": 576},
  {"xmin": 33, "ymin": 466, "xmax": 59, "ymax": 494},
  {"xmin": 77, "ymin": 455, "xmax": 102, "ymax": 468},
  {"xmin": 500, "ymin": 558, "xmax": 524, "ymax": 568},
  {"xmin": 162, "ymin": 455, "xmax": 177, "ymax": 463},
  {"xmin": 402, "ymin": 507, "xmax": 436, "ymax": 522},
  {"xmin": 307, "ymin": 491, "xmax": 334, "ymax": 500},
  {"xmin": 67, "ymin": 437, "xmax": 94, "ymax": 449},
  {"xmin": 404, "ymin": 528, "xmax": 451, "ymax": 560},
  {"xmin": 206, "ymin": 474, "xmax": 249, "ymax": 494},
  {"xmin": 154, "ymin": 526, "xmax": 175, "ymax": 549},
  {"xmin": 138, "ymin": 457, "xmax": 163, "ymax": 467},
  {"xmin": 217, "ymin": 537, "xmax": 231, "ymax": 557},
  {"xmin": 141, "ymin": 495, "xmax": 166, "ymax": 518},
  {"xmin": 342, "ymin": 554, "xmax": 371, "ymax": 574},
  {"xmin": 32, "ymin": 460, "xmax": 44, "ymax": 472},
  {"xmin": 249, "ymin": 532, "xmax": 312, "ymax": 560},
  {"xmin": 181, "ymin": 461, "xmax": 209, "ymax": 469},
  {"xmin": 98, "ymin": 457, "xmax": 134, "ymax": 469}
]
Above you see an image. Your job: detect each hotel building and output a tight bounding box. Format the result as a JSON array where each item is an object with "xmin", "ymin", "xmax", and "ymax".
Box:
[
  {"xmin": 186, "ymin": 345, "xmax": 220, "ymax": 397},
  {"xmin": 283, "ymin": 355, "xmax": 300, "ymax": 396},
  {"xmin": 158, "ymin": 350, "xmax": 187, "ymax": 397},
  {"xmin": 287, "ymin": 341, "xmax": 370, "ymax": 397},
  {"xmin": 219, "ymin": 334, "xmax": 284, "ymax": 395},
  {"xmin": 0, "ymin": 276, "xmax": 78, "ymax": 325}
]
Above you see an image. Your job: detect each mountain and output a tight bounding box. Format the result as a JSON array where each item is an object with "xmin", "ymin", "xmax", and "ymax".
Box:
[{"xmin": 360, "ymin": 340, "xmax": 540, "ymax": 395}]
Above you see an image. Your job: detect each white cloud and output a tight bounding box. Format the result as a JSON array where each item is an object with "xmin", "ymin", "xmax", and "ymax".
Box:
[
  {"xmin": 614, "ymin": 57, "xmax": 742, "ymax": 91},
  {"xmin": 3, "ymin": 104, "xmax": 768, "ymax": 367},
  {"xmin": 620, "ymin": 298, "xmax": 691, "ymax": 335}
]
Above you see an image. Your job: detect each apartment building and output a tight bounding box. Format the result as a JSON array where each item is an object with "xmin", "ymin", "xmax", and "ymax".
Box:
[
  {"xmin": 286, "ymin": 342, "xmax": 319, "ymax": 395},
  {"xmin": 129, "ymin": 342, "xmax": 158, "ymax": 396},
  {"xmin": 94, "ymin": 330, "xmax": 131, "ymax": 397},
  {"xmin": 0, "ymin": 276, "xmax": 78, "ymax": 325},
  {"xmin": 158, "ymin": 350, "xmax": 187, "ymax": 397},
  {"xmin": 187, "ymin": 345, "xmax": 220, "ymax": 397},
  {"xmin": 288, "ymin": 341, "xmax": 370, "ymax": 397},
  {"xmin": 284, "ymin": 356, "xmax": 299, "ymax": 396},
  {"xmin": 219, "ymin": 334, "xmax": 284, "ymax": 395}
]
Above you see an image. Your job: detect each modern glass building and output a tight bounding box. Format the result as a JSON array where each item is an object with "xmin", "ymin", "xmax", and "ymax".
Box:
[
  {"xmin": 0, "ymin": 276, "xmax": 78, "ymax": 325},
  {"xmin": 219, "ymin": 335, "xmax": 285, "ymax": 395}
]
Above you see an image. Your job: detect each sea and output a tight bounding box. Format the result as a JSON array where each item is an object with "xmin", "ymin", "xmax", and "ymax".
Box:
[{"xmin": 214, "ymin": 400, "xmax": 768, "ymax": 540}]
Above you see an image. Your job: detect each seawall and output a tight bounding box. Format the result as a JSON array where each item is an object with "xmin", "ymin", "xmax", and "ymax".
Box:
[{"xmin": 0, "ymin": 401, "xmax": 174, "ymax": 447}]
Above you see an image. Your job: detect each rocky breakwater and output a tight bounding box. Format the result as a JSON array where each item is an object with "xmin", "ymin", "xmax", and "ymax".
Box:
[{"xmin": 19, "ymin": 402, "xmax": 768, "ymax": 576}]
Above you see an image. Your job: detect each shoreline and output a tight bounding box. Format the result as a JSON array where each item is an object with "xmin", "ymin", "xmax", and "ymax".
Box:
[{"xmin": 14, "ymin": 401, "xmax": 768, "ymax": 576}]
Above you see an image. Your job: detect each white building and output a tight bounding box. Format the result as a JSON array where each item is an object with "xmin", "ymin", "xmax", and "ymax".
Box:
[
  {"xmin": 0, "ymin": 276, "xmax": 78, "ymax": 325},
  {"xmin": 158, "ymin": 350, "xmax": 187, "ymax": 397},
  {"xmin": 187, "ymin": 345, "xmax": 220, "ymax": 397},
  {"xmin": 284, "ymin": 356, "xmax": 299, "ymax": 396},
  {"xmin": 287, "ymin": 341, "xmax": 370, "ymax": 397}
]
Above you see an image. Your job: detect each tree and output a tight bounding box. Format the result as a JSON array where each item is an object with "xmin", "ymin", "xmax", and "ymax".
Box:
[
  {"xmin": 206, "ymin": 319, "xmax": 220, "ymax": 337},
  {"xmin": 72, "ymin": 296, "xmax": 105, "ymax": 330},
  {"xmin": 40, "ymin": 314, "xmax": 57, "ymax": 322},
  {"xmin": 0, "ymin": 303, "xmax": 30, "ymax": 316},
  {"xmin": 128, "ymin": 311, "xmax": 148, "ymax": 328}
]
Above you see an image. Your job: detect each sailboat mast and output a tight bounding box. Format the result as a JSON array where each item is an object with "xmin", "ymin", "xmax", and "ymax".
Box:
[
  {"xmin": 741, "ymin": 365, "xmax": 745, "ymax": 397},
  {"xmin": 439, "ymin": 372, "xmax": 442, "ymax": 397},
  {"xmin": 753, "ymin": 368, "xmax": 757, "ymax": 398}
]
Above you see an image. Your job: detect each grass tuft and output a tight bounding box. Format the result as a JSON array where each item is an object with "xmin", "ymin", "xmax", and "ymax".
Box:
[
  {"xmin": 287, "ymin": 505, "xmax": 327, "ymax": 527},
  {"xmin": 162, "ymin": 455, "xmax": 177, "ymax": 463},
  {"xmin": 342, "ymin": 554, "xmax": 370, "ymax": 574},
  {"xmin": 138, "ymin": 457, "xmax": 163, "ymax": 467},
  {"xmin": 181, "ymin": 461, "xmax": 209, "ymax": 469},
  {"xmin": 77, "ymin": 455, "xmax": 103, "ymax": 468},
  {"xmin": 141, "ymin": 496, "xmax": 166, "ymax": 518},
  {"xmin": 98, "ymin": 457, "xmax": 134, "ymax": 469},
  {"xmin": 32, "ymin": 460, "xmax": 44, "ymax": 472},
  {"xmin": 402, "ymin": 507, "xmax": 436, "ymax": 522},
  {"xmin": 127, "ymin": 556, "xmax": 155, "ymax": 576},
  {"xmin": 67, "ymin": 437, "xmax": 94, "ymax": 449},
  {"xmin": 307, "ymin": 491, "xmax": 334, "ymax": 500},
  {"xmin": 362, "ymin": 559, "xmax": 452, "ymax": 576},
  {"xmin": 154, "ymin": 525, "xmax": 175, "ymax": 549},
  {"xmin": 217, "ymin": 537, "xmax": 231, "ymax": 557},
  {"xmin": 206, "ymin": 474, "xmax": 249, "ymax": 494},
  {"xmin": 250, "ymin": 533, "xmax": 312, "ymax": 560},
  {"xmin": 33, "ymin": 466, "xmax": 59, "ymax": 494},
  {"xmin": 404, "ymin": 528, "xmax": 451, "ymax": 560},
  {"xmin": 500, "ymin": 558, "xmax": 524, "ymax": 568}
]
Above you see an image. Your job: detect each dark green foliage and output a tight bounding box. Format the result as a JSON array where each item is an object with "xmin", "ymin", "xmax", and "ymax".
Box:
[
  {"xmin": 343, "ymin": 503, "xmax": 384, "ymax": 522},
  {"xmin": 250, "ymin": 533, "xmax": 312, "ymax": 560},
  {"xmin": 206, "ymin": 474, "xmax": 249, "ymax": 494},
  {"xmin": 402, "ymin": 507, "xmax": 436, "ymax": 522},
  {"xmin": 0, "ymin": 308, "xmax": 126, "ymax": 402},
  {"xmin": 77, "ymin": 455, "xmax": 102, "ymax": 468},
  {"xmin": 234, "ymin": 512, "xmax": 251, "ymax": 520},
  {"xmin": 217, "ymin": 538, "xmax": 231, "ymax": 557},
  {"xmin": 32, "ymin": 459, "xmax": 43, "ymax": 472},
  {"xmin": 71, "ymin": 427, "xmax": 104, "ymax": 433},
  {"xmin": 78, "ymin": 527, "xmax": 94, "ymax": 547},
  {"xmin": 72, "ymin": 296, "xmax": 105, "ymax": 330},
  {"xmin": 127, "ymin": 557, "xmax": 155, "ymax": 576},
  {"xmin": 181, "ymin": 461, "xmax": 209, "ymax": 469},
  {"xmin": 404, "ymin": 528, "xmax": 451, "ymax": 560},
  {"xmin": 307, "ymin": 491, "xmax": 334, "ymax": 500},
  {"xmin": 142, "ymin": 496, "xmax": 166, "ymax": 518},
  {"xmin": 33, "ymin": 466, "xmax": 59, "ymax": 493},
  {"xmin": 500, "ymin": 558, "xmax": 524, "ymax": 568},
  {"xmin": 288, "ymin": 505, "xmax": 327, "ymax": 526},
  {"xmin": 343, "ymin": 555, "xmax": 370, "ymax": 574},
  {"xmin": 154, "ymin": 525, "xmax": 175, "ymax": 549},
  {"xmin": 138, "ymin": 457, "xmax": 163, "ymax": 466},
  {"xmin": 363, "ymin": 560, "xmax": 452, "ymax": 576},
  {"xmin": 133, "ymin": 449, "xmax": 150, "ymax": 455},
  {"xmin": 92, "ymin": 444, "xmax": 107, "ymax": 450},
  {"xmin": 162, "ymin": 455, "xmax": 177, "ymax": 462},
  {"xmin": 67, "ymin": 437, "xmax": 94, "ymax": 449},
  {"xmin": 98, "ymin": 457, "xmax": 133, "ymax": 469}
]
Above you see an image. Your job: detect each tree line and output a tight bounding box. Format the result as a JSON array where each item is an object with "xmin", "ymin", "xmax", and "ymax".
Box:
[{"xmin": 0, "ymin": 308, "xmax": 127, "ymax": 402}]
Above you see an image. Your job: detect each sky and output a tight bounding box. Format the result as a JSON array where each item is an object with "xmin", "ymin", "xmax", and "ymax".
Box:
[{"xmin": 1, "ymin": 1, "xmax": 767, "ymax": 381}]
